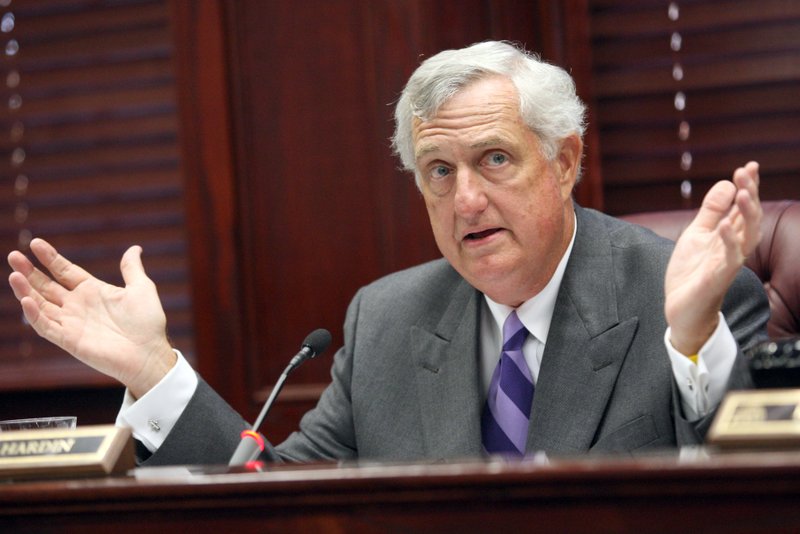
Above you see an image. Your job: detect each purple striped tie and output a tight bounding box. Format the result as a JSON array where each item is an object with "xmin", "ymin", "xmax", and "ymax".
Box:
[{"xmin": 481, "ymin": 310, "xmax": 533, "ymax": 457}]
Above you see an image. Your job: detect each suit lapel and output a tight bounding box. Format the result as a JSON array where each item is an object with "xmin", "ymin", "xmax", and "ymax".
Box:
[
  {"xmin": 529, "ymin": 205, "xmax": 638, "ymax": 453},
  {"xmin": 410, "ymin": 277, "xmax": 484, "ymax": 460}
]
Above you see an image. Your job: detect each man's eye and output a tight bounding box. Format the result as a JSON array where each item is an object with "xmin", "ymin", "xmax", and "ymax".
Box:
[
  {"xmin": 487, "ymin": 153, "xmax": 507, "ymax": 166},
  {"xmin": 430, "ymin": 165, "xmax": 451, "ymax": 180}
]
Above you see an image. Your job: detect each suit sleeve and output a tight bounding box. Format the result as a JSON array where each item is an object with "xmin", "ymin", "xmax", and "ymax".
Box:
[
  {"xmin": 143, "ymin": 288, "xmax": 365, "ymax": 466},
  {"xmin": 272, "ymin": 290, "xmax": 363, "ymax": 461},
  {"xmin": 142, "ymin": 377, "xmax": 249, "ymax": 466}
]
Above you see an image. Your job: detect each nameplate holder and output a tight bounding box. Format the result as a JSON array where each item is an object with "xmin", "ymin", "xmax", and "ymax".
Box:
[
  {"xmin": 0, "ymin": 425, "xmax": 134, "ymax": 480},
  {"xmin": 707, "ymin": 389, "xmax": 800, "ymax": 450}
]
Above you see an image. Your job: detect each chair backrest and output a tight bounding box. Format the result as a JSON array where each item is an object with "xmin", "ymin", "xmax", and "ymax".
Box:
[{"xmin": 620, "ymin": 200, "xmax": 800, "ymax": 339}]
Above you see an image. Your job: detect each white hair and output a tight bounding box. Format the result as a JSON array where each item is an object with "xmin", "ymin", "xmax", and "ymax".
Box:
[{"xmin": 391, "ymin": 41, "xmax": 587, "ymax": 187}]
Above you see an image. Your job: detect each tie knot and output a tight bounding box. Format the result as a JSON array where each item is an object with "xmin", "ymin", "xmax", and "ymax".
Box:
[{"xmin": 502, "ymin": 310, "xmax": 528, "ymax": 352}]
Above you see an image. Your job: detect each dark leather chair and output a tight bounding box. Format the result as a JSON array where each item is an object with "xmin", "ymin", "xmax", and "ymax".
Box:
[{"xmin": 620, "ymin": 200, "xmax": 800, "ymax": 339}]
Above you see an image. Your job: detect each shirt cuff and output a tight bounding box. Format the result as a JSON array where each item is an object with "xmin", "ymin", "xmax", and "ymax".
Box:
[
  {"xmin": 665, "ymin": 312, "xmax": 737, "ymax": 421},
  {"xmin": 115, "ymin": 349, "xmax": 198, "ymax": 453}
]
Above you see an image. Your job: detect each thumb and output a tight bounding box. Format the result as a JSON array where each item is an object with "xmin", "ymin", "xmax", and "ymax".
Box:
[
  {"xmin": 120, "ymin": 245, "xmax": 148, "ymax": 287},
  {"xmin": 690, "ymin": 180, "xmax": 736, "ymax": 232}
]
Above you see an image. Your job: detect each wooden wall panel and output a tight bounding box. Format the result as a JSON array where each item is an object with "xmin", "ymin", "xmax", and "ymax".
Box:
[
  {"xmin": 170, "ymin": 0, "xmax": 249, "ymax": 416},
  {"xmin": 0, "ymin": 0, "xmax": 591, "ymax": 439},
  {"xmin": 174, "ymin": 0, "xmax": 556, "ymax": 440}
]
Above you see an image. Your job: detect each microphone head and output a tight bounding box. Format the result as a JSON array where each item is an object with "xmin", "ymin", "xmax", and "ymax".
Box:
[{"xmin": 302, "ymin": 328, "xmax": 332, "ymax": 358}]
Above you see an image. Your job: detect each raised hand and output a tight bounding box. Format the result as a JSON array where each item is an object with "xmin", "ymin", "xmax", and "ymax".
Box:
[
  {"xmin": 664, "ymin": 161, "xmax": 762, "ymax": 355},
  {"xmin": 7, "ymin": 238, "xmax": 176, "ymax": 398}
]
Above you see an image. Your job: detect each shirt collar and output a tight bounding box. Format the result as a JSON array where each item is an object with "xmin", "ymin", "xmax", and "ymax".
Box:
[{"xmin": 484, "ymin": 213, "xmax": 577, "ymax": 344}]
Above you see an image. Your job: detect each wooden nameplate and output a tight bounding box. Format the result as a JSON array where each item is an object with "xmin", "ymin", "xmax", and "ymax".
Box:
[
  {"xmin": 707, "ymin": 389, "xmax": 800, "ymax": 450},
  {"xmin": 0, "ymin": 425, "xmax": 134, "ymax": 480}
]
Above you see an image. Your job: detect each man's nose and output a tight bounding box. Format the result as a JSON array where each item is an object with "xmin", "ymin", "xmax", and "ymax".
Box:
[{"xmin": 453, "ymin": 168, "xmax": 489, "ymax": 218}]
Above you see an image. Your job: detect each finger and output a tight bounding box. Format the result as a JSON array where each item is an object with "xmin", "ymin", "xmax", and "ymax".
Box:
[
  {"xmin": 733, "ymin": 161, "xmax": 761, "ymax": 210},
  {"xmin": 7, "ymin": 252, "xmax": 34, "ymax": 296},
  {"xmin": 734, "ymin": 196, "xmax": 762, "ymax": 258},
  {"xmin": 8, "ymin": 250, "xmax": 33, "ymax": 274},
  {"xmin": 727, "ymin": 162, "xmax": 762, "ymax": 249},
  {"xmin": 706, "ymin": 162, "xmax": 761, "ymax": 238},
  {"xmin": 8, "ymin": 249, "xmax": 69, "ymax": 306},
  {"xmin": 19, "ymin": 296, "xmax": 42, "ymax": 325},
  {"xmin": 120, "ymin": 245, "xmax": 149, "ymax": 288},
  {"xmin": 20, "ymin": 295, "xmax": 65, "ymax": 348},
  {"xmin": 690, "ymin": 180, "xmax": 736, "ymax": 231},
  {"xmin": 8, "ymin": 271, "xmax": 33, "ymax": 301},
  {"xmin": 736, "ymin": 161, "xmax": 760, "ymax": 189},
  {"xmin": 10, "ymin": 270, "xmax": 62, "ymax": 323},
  {"xmin": 30, "ymin": 238, "xmax": 92, "ymax": 291},
  {"xmin": 9, "ymin": 272, "xmax": 59, "ymax": 318},
  {"xmin": 718, "ymin": 218, "xmax": 747, "ymax": 268},
  {"xmin": 8, "ymin": 250, "xmax": 67, "ymax": 306}
]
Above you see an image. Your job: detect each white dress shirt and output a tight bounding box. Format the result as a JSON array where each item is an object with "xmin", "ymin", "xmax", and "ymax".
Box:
[{"xmin": 115, "ymin": 349, "xmax": 197, "ymax": 452}]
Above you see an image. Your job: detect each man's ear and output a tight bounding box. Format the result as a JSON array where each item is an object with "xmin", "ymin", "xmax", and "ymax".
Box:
[{"xmin": 556, "ymin": 134, "xmax": 583, "ymax": 199}]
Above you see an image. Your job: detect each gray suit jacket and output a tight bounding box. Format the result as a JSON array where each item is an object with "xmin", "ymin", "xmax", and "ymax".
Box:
[{"xmin": 147, "ymin": 205, "xmax": 769, "ymax": 466}]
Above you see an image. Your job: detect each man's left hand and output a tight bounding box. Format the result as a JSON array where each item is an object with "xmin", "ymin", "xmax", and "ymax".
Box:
[{"xmin": 664, "ymin": 161, "xmax": 762, "ymax": 355}]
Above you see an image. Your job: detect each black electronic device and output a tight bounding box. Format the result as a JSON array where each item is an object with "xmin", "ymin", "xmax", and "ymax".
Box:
[{"xmin": 748, "ymin": 338, "xmax": 800, "ymax": 389}]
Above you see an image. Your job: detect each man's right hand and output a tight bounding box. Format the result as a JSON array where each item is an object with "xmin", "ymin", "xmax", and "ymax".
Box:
[{"xmin": 7, "ymin": 238, "xmax": 176, "ymax": 399}]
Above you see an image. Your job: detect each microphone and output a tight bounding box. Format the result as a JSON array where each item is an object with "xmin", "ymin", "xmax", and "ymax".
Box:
[{"xmin": 228, "ymin": 328, "xmax": 332, "ymax": 466}]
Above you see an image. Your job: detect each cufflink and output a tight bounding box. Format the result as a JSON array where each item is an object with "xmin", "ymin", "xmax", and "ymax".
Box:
[{"xmin": 148, "ymin": 419, "xmax": 161, "ymax": 432}]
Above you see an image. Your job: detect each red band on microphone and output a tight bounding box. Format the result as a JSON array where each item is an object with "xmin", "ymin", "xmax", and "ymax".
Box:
[{"xmin": 240, "ymin": 429, "xmax": 265, "ymax": 452}]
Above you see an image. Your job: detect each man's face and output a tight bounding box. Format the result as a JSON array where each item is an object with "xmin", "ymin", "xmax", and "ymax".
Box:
[{"xmin": 412, "ymin": 76, "xmax": 581, "ymax": 307}]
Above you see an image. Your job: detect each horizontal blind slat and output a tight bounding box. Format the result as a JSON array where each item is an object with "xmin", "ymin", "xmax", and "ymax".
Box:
[{"xmin": 592, "ymin": 0, "xmax": 800, "ymax": 38}]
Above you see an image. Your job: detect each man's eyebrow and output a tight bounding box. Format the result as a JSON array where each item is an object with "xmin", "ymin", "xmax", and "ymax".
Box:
[
  {"xmin": 470, "ymin": 136, "xmax": 508, "ymax": 150},
  {"xmin": 415, "ymin": 143, "xmax": 439, "ymax": 162},
  {"xmin": 415, "ymin": 136, "xmax": 510, "ymax": 162}
]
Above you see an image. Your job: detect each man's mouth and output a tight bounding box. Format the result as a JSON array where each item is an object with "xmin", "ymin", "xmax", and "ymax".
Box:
[{"xmin": 465, "ymin": 228, "xmax": 501, "ymax": 240}]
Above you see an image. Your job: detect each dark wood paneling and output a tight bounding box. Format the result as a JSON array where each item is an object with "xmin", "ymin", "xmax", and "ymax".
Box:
[
  {"xmin": 225, "ymin": 1, "xmax": 400, "ymax": 392},
  {"xmin": 194, "ymin": 0, "xmax": 554, "ymax": 428},
  {"xmin": 552, "ymin": 0, "xmax": 604, "ymax": 209},
  {"xmin": 169, "ymin": 0, "xmax": 248, "ymax": 411},
  {"xmin": 0, "ymin": 0, "xmax": 586, "ymax": 435}
]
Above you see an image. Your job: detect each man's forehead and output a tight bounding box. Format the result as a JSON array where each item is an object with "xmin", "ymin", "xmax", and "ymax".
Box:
[{"xmin": 412, "ymin": 102, "xmax": 525, "ymax": 162}]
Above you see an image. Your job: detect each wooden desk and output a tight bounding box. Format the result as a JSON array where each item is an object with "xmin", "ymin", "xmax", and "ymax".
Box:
[{"xmin": 2, "ymin": 450, "xmax": 800, "ymax": 533}]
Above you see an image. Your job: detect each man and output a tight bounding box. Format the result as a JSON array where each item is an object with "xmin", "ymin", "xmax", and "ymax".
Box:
[{"xmin": 7, "ymin": 42, "xmax": 768, "ymax": 465}]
